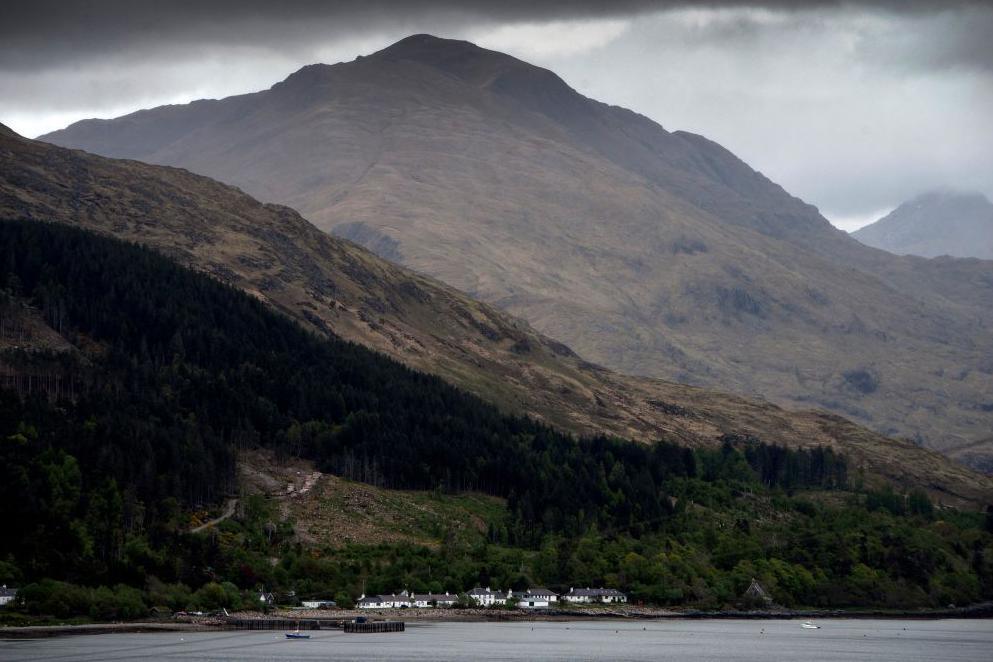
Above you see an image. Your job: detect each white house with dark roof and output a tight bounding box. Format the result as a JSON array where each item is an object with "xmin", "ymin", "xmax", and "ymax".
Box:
[
  {"xmin": 0, "ymin": 585, "xmax": 17, "ymax": 607},
  {"xmin": 562, "ymin": 587, "xmax": 627, "ymax": 604},
  {"xmin": 467, "ymin": 587, "xmax": 511, "ymax": 607},
  {"xmin": 516, "ymin": 588, "xmax": 558, "ymax": 609},
  {"xmin": 356, "ymin": 591, "xmax": 412, "ymax": 609},
  {"xmin": 411, "ymin": 592, "xmax": 457, "ymax": 608},
  {"xmin": 356, "ymin": 594, "xmax": 384, "ymax": 609}
]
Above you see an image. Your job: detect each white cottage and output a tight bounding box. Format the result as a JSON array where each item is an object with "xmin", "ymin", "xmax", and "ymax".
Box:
[
  {"xmin": 411, "ymin": 592, "xmax": 458, "ymax": 608},
  {"xmin": 356, "ymin": 594, "xmax": 385, "ymax": 609},
  {"xmin": 562, "ymin": 587, "xmax": 627, "ymax": 604},
  {"xmin": 0, "ymin": 586, "xmax": 16, "ymax": 607},
  {"xmin": 356, "ymin": 592, "xmax": 412, "ymax": 609},
  {"xmin": 467, "ymin": 587, "xmax": 511, "ymax": 607},
  {"xmin": 517, "ymin": 588, "xmax": 558, "ymax": 609}
]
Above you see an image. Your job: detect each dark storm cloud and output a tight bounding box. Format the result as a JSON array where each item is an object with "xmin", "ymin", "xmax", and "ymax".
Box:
[
  {"xmin": 2, "ymin": 0, "xmax": 991, "ymax": 70},
  {"xmin": 853, "ymin": 8, "xmax": 993, "ymax": 74},
  {"xmin": 2, "ymin": 0, "xmax": 991, "ymax": 225}
]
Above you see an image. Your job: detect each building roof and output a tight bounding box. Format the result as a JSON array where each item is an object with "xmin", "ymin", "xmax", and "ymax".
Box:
[
  {"xmin": 522, "ymin": 588, "xmax": 558, "ymax": 598},
  {"xmin": 356, "ymin": 595, "xmax": 382, "ymax": 605},
  {"xmin": 412, "ymin": 593, "xmax": 456, "ymax": 601},
  {"xmin": 744, "ymin": 579, "xmax": 773, "ymax": 603},
  {"xmin": 0, "ymin": 586, "xmax": 16, "ymax": 598},
  {"xmin": 468, "ymin": 587, "xmax": 501, "ymax": 596},
  {"xmin": 357, "ymin": 593, "xmax": 413, "ymax": 604}
]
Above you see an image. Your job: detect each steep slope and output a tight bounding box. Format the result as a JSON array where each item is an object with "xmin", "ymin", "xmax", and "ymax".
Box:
[
  {"xmin": 852, "ymin": 191, "xmax": 993, "ymax": 260},
  {"xmin": 40, "ymin": 35, "xmax": 993, "ymax": 454},
  {"xmin": 946, "ymin": 437, "xmax": 993, "ymax": 477},
  {"xmin": 2, "ymin": 125, "xmax": 990, "ymax": 503}
]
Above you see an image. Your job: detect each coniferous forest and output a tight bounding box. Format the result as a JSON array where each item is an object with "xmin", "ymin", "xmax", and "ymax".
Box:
[{"xmin": 0, "ymin": 220, "xmax": 990, "ymax": 619}]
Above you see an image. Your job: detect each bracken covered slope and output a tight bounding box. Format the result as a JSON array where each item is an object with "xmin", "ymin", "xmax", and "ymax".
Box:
[
  {"xmin": 40, "ymin": 35, "xmax": 993, "ymax": 455},
  {"xmin": 2, "ymin": 123, "xmax": 990, "ymax": 505}
]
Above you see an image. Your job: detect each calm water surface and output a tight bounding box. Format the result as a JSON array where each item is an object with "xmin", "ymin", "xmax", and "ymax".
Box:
[{"xmin": 2, "ymin": 619, "xmax": 991, "ymax": 661}]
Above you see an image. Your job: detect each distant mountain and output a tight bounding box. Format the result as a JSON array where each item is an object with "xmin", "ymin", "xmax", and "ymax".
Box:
[
  {"xmin": 852, "ymin": 191, "xmax": 993, "ymax": 260},
  {"xmin": 40, "ymin": 34, "xmax": 993, "ymax": 456},
  {"xmin": 3, "ymin": 125, "xmax": 989, "ymax": 502}
]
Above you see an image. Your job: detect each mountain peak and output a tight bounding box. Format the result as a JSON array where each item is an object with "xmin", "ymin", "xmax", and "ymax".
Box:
[
  {"xmin": 853, "ymin": 189, "xmax": 993, "ymax": 259},
  {"xmin": 275, "ymin": 34, "xmax": 528, "ymax": 94},
  {"xmin": 368, "ymin": 33, "xmax": 533, "ymax": 84},
  {"xmin": 369, "ymin": 34, "xmax": 494, "ymax": 64},
  {"xmin": 374, "ymin": 33, "xmax": 481, "ymax": 57}
]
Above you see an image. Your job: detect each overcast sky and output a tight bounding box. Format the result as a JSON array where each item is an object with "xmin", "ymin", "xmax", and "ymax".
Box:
[{"xmin": 2, "ymin": 1, "xmax": 991, "ymax": 231}]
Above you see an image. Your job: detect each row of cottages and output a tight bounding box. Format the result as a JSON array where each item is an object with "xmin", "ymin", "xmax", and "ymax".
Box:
[
  {"xmin": 468, "ymin": 587, "xmax": 558, "ymax": 608},
  {"xmin": 562, "ymin": 587, "xmax": 628, "ymax": 604},
  {"xmin": 474, "ymin": 587, "xmax": 629, "ymax": 609},
  {"xmin": 357, "ymin": 590, "xmax": 458, "ymax": 609},
  {"xmin": 356, "ymin": 586, "xmax": 628, "ymax": 610}
]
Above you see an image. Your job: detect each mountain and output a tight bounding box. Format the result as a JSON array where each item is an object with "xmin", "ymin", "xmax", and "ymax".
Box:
[
  {"xmin": 40, "ymin": 35, "xmax": 993, "ymax": 457},
  {"xmin": 852, "ymin": 190, "xmax": 993, "ymax": 260},
  {"xmin": 2, "ymin": 125, "xmax": 990, "ymax": 503}
]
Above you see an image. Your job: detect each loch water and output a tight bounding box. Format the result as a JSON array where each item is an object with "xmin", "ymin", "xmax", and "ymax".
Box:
[{"xmin": 2, "ymin": 618, "xmax": 991, "ymax": 661}]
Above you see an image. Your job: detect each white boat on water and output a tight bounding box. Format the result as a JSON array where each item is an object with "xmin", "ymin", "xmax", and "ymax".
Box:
[
  {"xmin": 801, "ymin": 621, "xmax": 820, "ymax": 629},
  {"xmin": 286, "ymin": 623, "xmax": 311, "ymax": 639}
]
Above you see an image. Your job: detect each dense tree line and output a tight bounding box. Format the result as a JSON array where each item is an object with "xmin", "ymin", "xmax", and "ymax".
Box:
[{"xmin": 0, "ymin": 220, "xmax": 847, "ymax": 569}]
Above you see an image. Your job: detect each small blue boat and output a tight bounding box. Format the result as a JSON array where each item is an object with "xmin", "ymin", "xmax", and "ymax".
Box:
[{"xmin": 286, "ymin": 630, "xmax": 311, "ymax": 639}]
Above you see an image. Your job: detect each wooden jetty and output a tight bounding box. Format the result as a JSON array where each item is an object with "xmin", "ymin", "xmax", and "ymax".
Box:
[
  {"xmin": 223, "ymin": 616, "xmax": 404, "ymax": 633},
  {"xmin": 344, "ymin": 620, "xmax": 405, "ymax": 633},
  {"xmin": 226, "ymin": 618, "xmax": 341, "ymax": 631}
]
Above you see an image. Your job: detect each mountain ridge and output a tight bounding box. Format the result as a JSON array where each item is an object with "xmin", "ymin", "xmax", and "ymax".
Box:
[{"xmin": 38, "ymin": 34, "xmax": 993, "ymax": 459}]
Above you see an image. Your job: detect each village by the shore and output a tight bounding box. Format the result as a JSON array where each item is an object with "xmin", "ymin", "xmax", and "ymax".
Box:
[{"xmin": 350, "ymin": 586, "xmax": 627, "ymax": 610}]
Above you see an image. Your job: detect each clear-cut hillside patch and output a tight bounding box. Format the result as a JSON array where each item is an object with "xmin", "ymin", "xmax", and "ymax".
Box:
[{"xmin": 238, "ymin": 450, "xmax": 505, "ymax": 548}]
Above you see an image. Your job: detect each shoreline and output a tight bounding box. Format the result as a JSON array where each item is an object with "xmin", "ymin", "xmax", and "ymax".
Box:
[
  {"xmin": 259, "ymin": 602, "xmax": 993, "ymax": 622},
  {"xmin": 3, "ymin": 602, "xmax": 991, "ymax": 639},
  {"xmin": 0, "ymin": 621, "xmax": 212, "ymax": 639}
]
